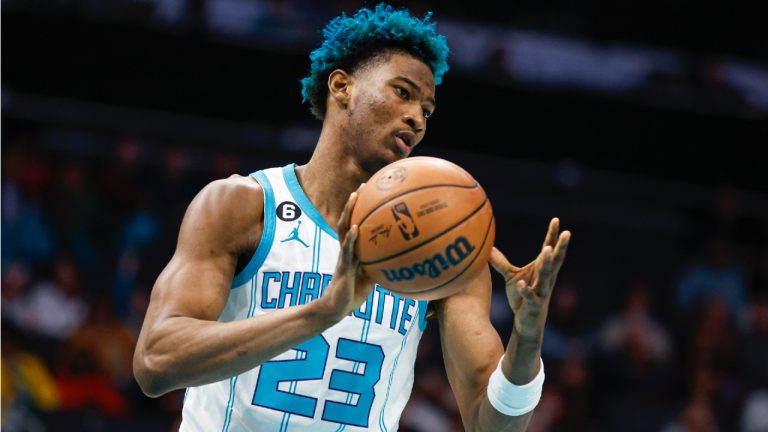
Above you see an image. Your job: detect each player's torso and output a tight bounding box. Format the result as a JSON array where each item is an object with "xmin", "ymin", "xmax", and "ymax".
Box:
[{"xmin": 181, "ymin": 165, "xmax": 429, "ymax": 432}]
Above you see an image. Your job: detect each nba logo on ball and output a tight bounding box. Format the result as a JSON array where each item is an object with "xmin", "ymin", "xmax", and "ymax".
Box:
[
  {"xmin": 391, "ymin": 202, "xmax": 420, "ymax": 240},
  {"xmin": 351, "ymin": 157, "xmax": 496, "ymax": 301}
]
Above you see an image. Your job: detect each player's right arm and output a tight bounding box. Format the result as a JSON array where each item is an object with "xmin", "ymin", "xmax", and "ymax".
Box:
[{"xmin": 133, "ymin": 176, "xmax": 369, "ymax": 397}]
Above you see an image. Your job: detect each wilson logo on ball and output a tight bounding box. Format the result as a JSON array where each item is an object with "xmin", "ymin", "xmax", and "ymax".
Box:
[
  {"xmin": 380, "ymin": 236, "xmax": 476, "ymax": 282},
  {"xmin": 391, "ymin": 202, "xmax": 420, "ymax": 240}
]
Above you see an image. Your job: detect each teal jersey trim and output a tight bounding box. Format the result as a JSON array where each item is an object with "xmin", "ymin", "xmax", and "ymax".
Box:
[
  {"xmin": 378, "ymin": 302, "xmax": 419, "ymax": 432},
  {"xmin": 231, "ymin": 170, "xmax": 276, "ymax": 288},
  {"xmin": 417, "ymin": 300, "xmax": 429, "ymax": 332},
  {"xmin": 282, "ymin": 164, "xmax": 339, "ymax": 241},
  {"xmin": 221, "ymin": 376, "xmax": 239, "ymax": 432}
]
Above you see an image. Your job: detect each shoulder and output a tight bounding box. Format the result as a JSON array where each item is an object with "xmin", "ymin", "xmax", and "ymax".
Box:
[
  {"xmin": 179, "ymin": 174, "xmax": 265, "ymax": 256},
  {"xmin": 189, "ymin": 174, "xmax": 264, "ymax": 225},
  {"xmin": 197, "ymin": 174, "xmax": 264, "ymax": 206}
]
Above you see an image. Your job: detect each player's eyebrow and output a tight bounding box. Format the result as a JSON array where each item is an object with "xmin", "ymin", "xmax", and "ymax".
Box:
[{"xmin": 395, "ymin": 76, "xmax": 436, "ymax": 109}]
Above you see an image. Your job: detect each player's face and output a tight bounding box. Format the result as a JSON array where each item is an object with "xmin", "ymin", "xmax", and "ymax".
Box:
[{"xmin": 346, "ymin": 52, "xmax": 436, "ymax": 173}]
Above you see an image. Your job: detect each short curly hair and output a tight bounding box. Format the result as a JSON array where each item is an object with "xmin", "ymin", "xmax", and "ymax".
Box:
[{"xmin": 300, "ymin": 3, "xmax": 450, "ymax": 120}]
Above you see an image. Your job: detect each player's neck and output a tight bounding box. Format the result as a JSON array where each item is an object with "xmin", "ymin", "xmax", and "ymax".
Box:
[{"xmin": 295, "ymin": 131, "xmax": 369, "ymax": 229}]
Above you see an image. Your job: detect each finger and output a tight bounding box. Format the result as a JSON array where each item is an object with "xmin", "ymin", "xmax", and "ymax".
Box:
[
  {"xmin": 535, "ymin": 231, "xmax": 571, "ymax": 297},
  {"xmin": 535, "ymin": 246, "xmax": 556, "ymax": 296},
  {"xmin": 542, "ymin": 217, "xmax": 560, "ymax": 250},
  {"xmin": 490, "ymin": 247, "xmax": 520, "ymax": 279},
  {"xmin": 530, "ymin": 244, "xmax": 551, "ymax": 286},
  {"xmin": 516, "ymin": 280, "xmax": 537, "ymax": 302},
  {"xmin": 340, "ymin": 224, "xmax": 359, "ymax": 272},
  {"xmin": 551, "ymin": 230, "xmax": 571, "ymax": 273},
  {"xmin": 356, "ymin": 264, "xmax": 372, "ymax": 285},
  {"xmin": 337, "ymin": 190, "xmax": 360, "ymax": 237},
  {"xmin": 506, "ymin": 279, "xmax": 525, "ymax": 308}
]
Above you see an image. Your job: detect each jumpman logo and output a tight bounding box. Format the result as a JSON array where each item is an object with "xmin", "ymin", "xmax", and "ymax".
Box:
[{"xmin": 281, "ymin": 220, "xmax": 310, "ymax": 248}]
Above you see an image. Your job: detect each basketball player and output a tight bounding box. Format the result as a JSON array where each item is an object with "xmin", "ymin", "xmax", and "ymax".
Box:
[{"xmin": 133, "ymin": 4, "xmax": 570, "ymax": 431}]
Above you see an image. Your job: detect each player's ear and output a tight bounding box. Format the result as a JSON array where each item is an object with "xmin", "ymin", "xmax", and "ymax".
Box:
[{"xmin": 328, "ymin": 69, "xmax": 352, "ymax": 108}]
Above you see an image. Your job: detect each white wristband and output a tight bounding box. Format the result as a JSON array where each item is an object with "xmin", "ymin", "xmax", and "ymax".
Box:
[{"xmin": 486, "ymin": 356, "xmax": 544, "ymax": 416}]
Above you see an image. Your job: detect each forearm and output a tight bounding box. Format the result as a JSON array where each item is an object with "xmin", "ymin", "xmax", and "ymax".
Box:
[
  {"xmin": 502, "ymin": 329, "xmax": 543, "ymax": 385},
  {"xmin": 439, "ymin": 270, "xmax": 543, "ymax": 432},
  {"xmin": 470, "ymin": 219, "xmax": 568, "ymax": 431},
  {"xmin": 471, "ymin": 330, "xmax": 543, "ymax": 432},
  {"xmin": 134, "ymin": 300, "xmax": 338, "ymax": 396}
]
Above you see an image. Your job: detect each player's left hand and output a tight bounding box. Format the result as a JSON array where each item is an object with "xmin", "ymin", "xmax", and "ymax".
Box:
[{"xmin": 489, "ymin": 218, "xmax": 571, "ymax": 340}]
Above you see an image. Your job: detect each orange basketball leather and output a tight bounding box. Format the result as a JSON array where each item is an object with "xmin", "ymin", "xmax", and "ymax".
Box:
[{"xmin": 351, "ymin": 157, "xmax": 495, "ymax": 300}]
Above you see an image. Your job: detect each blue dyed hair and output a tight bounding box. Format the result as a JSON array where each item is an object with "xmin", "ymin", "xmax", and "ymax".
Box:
[{"xmin": 300, "ymin": 3, "xmax": 450, "ymax": 119}]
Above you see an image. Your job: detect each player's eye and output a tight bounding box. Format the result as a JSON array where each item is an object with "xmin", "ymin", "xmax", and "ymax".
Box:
[
  {"xmin": 395, "ymin": 86, "xmax": 410, "ymax": 99},
  {"xmin": 422, "ymin": 109, "xmax": 432, "ymax": 120}
]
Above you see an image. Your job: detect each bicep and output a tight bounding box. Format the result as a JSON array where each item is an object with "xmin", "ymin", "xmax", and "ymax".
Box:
[
  {"xmin": 141, "ymin": 177, "xmax": 263, "ymax": 331},
  {"xmin": 148, "ymin": 250, "xmax": 234, "ymax": 323},
  {"xmin": 436, "ymin": 266, "xmax": 504, "ymax": 419}
]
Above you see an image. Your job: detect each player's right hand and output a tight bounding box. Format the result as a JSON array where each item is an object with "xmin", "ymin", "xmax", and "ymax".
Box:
[{"xmin": 319, "ymin": 184, "xmax": 374, "ymax": 321}]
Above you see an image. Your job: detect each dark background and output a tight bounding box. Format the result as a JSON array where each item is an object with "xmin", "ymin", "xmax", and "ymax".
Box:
[{"xmin": 3, "ymin": 1, "xmax": 767, "ymax": 431}]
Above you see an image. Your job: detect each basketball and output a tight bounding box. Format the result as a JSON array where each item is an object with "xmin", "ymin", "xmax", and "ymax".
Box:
[{"xmin": 350, "ymin": 156, "xmax": 495, "ymax": 300}]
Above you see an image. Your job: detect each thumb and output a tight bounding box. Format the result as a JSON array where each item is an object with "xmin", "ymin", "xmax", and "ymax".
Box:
[{"xmin": 339, "ymin": 224, "xmax": 359, "ymax": 273}]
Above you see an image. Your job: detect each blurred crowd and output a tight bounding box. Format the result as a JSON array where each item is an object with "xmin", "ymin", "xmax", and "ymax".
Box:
[
  {"xmin": 5, "ymin": 0, "xmax": 767, "ymax": 118},
  {"xmin": 3, "ymin": 1, "xmax": 767, "ymax": 431},
  {"xmin": 2, "ymin": 131, "xmax": 215, "ymax": 431},
  {"xmin": 3, "ymin": 123, "xmax": 767, "ymax": 432}
]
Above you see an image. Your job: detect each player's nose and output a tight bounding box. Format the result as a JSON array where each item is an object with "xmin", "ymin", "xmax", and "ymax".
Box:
[{"xmin": 402, "ymin": 107, "xmax": 424, "ymax": 133}]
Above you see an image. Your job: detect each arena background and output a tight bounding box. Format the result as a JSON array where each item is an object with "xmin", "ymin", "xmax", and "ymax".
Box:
[{"xmin": 2, "ymin": 1, "xmax": 767, "ymax": 431}]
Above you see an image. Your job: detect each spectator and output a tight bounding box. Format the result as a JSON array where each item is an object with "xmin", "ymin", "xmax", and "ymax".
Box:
[
  {"xmin": 542, "ymin": 280, "xmax": 591, "ymax": 362},
  {"xmin": 676, "ymin": 234, "xmax": 748, "ymax": 320},
  {"xmin": 44, "ymin": 161, "xmax": 98, "ymax": 269},
  {"xmin": 741, "ymin": 389, "xmax": 768, "ymax": 432},
  {"xmin": 742, "ymin": 295, "xmax": 768, "ymax": 387},
  {"xmin": 1, "ymin": 145, "xmax": 56, "ymax": 266},
  {"xmin": 1, "ymin": 325, "xmax": 60, "ymax": 431},
  {"xmin": 6, "ymin": 255, "xmax": 89, "ymax": 342},
  {"xmin": 600, "ymin": 281, "xmax": 672, "ymax": 363},
  {"xmin": 662, "ymin": 393, "xmax": 720, "ymax": 432},
  {"xmin": 57, "ymin": 297, "xmax": 137, "ymax": 387},
  {"xmin": 1, "ymin": 262, "xmax": 32, "ymax": 328},
  {"xmin": 595, "ymin": 281, "xmax": 677, "ymax": 431}
]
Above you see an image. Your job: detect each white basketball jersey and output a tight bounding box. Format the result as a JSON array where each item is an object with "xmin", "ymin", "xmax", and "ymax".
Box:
[{"xmin": 180, "ymin": 164, "xmax": 429, "ymax": 432}]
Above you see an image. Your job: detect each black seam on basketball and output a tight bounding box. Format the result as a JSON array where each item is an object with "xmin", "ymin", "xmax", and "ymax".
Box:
[
  {"xmin": 360, "ymin": 197, "xmax": 489, "ymax": 265},
  {"xmin": 406, "ymin": 215, "xmax": 495, "ymax": 295},
  {"xmin": 357, "ymin": 182, "xmax": 478, "ymax": 227}
]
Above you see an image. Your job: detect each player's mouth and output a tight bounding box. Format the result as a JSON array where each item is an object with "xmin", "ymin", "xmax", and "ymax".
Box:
[{"xmin": 394, "ymin": 131, "xmax": 416, "ymax": 155}]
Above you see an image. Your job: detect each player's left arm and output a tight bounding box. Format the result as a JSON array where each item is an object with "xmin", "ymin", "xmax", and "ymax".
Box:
[{"xmin": 436, "ymin": 218, "xmax": 570, "ymax": 432}]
